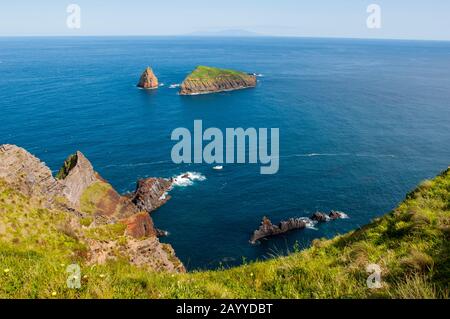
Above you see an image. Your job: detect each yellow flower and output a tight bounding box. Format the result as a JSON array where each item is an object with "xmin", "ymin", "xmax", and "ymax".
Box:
[
  {"xmin": 83, "ymin": 275, "xmax": 88, "ymax": 279},
  {"xmin": 60, "ymin": 263, "xmax": 65, "ymax": 267},
  {"xmin": 99, "ymin": 274, "xmax": 105, "ymax": 278},
  {"xmin": 3, "ymin": 268, "xmax": 10, "ymax": 273},
  {"xmin": 51, "ymin": 291, "xmax": 57, "ymax": 296}
]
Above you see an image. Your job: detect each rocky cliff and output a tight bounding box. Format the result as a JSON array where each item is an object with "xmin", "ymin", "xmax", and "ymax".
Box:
[
  {"xmin": 56, "ymin": 151, "xmax": 97, "ymax": 207},
  {"xmin": 0, "ymin": 144, "xmax": 63, "ymax": 205},
  {"xmin": 179, "ymin": 66, "xmax": 257, "ymax": 95},
  {"xmin": 137, "ymin": 67, "xmax": 159, "ymax": 89},
  {"xmin": 0, "ymin": 144, "xmax": 184, "ymax": 273}
]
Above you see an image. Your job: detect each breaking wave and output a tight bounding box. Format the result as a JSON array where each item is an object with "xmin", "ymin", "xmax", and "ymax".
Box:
[
  {"xmin": 172, "ymin": 172, "xmax": 206, "ymax": 187},
  {"xmin": 298, "ymin": 217, "xmax": 318, "ymax": 230},
  {"xmin": 336, "ymin": 212, "xmax": 349, "ymax": 219}
]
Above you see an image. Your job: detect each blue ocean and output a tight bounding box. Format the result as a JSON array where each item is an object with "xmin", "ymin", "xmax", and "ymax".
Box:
[{"xmin": 1, "ymin": 37, "xmax": 449, "ymax": 270}]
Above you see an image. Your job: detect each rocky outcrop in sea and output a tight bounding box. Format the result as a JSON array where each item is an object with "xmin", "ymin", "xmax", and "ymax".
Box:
[
  {"xmin": 179, "ymin": 66, "xmax": 257, "ymax": 95},
  {"xmin": 131, "ymin": 177, "xmax": 172, "ymax": 212},
  {"xmin": 250, "ymin": 211, "xmax": 347, "ymax": 244},
  {"xmin": 137, "ymin": 67, "xmax": 159, "ymax": 89}
]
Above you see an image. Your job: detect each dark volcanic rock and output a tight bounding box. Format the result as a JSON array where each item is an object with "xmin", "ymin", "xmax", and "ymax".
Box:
[
  {"xmin": 329, "ymin": 211, "xmax": 343, "ymax": 220},
  {"xmin": 131, "ymin": 177, "xmax": 172, "ymax": 212},
  {"xmin": 311, "ymin": 212, "xmax": 329, "ymax": 222},
  {"xmin": 251, "ymin": 211, "xmax": 348, "ymax": 243},
  {"xmin": 250, "ymin": 216, "xmax": 307, "ymax": 244}
]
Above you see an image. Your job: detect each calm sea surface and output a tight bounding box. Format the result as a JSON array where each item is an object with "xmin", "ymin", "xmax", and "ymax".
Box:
[{"xmin": 1, "ymin": 36, "xmax": 449, "ymax": 269}]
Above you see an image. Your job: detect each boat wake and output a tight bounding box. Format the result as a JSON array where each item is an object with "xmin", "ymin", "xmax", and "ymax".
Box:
[
  {"xmin": 281, "ymin": 153, "xmax": 396, "ymax": 159},
  {"xmin": 103, "ymin": 160, "xmax": 171, "ymax": 169}
]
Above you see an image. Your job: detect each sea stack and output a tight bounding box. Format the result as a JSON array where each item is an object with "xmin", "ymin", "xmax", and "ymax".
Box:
[
  {"xmin": 137, "ymin": 67, "xmax": 159, "ymax": 89},
  {"xmin": 179, "ymin": 66, "xmax": 257, "ymax": 95},
  {"xmin": 250, "ymin": 216, "xmax": 306, "ymax": 244}
]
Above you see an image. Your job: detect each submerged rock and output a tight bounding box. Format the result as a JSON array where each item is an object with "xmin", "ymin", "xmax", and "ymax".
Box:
[
  {"xmin": 311, "ymin": 212, "xmax": 329, "ymax": 222},
  {"xmin": 137, "ymin": 67, "xmax": 159, "ymax": 89},
  {"xmin": 312, "ymin": 211, "xmax": 346, "ymax": 222},
  {"xmin": 179, "ymin": 65, "xmax": 257, "ymax": 95},
  {"xmin": 329, "ymin": 210, "xmax": 344, "ymax": 220}
]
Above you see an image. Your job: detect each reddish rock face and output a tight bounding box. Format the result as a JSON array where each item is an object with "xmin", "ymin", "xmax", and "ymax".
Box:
[
  {"xmin": 137, "ymin": 67, "xmax": 159, "ymax": 89},
  {"xmin": 122, "ymin": 212, "xmax": 157, "ymax": 238}
]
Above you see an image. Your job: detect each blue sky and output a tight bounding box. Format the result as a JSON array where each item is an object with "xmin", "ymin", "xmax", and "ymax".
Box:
[{"xmin": 1, "ymin": 0, "xmax": 449, "ymax": 40}]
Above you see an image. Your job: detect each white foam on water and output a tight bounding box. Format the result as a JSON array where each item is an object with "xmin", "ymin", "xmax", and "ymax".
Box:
[
  {"xmin": 337, "ymin": 212, "xmax": 350, "ymax": 219},
  {"xmin": 172, "ymin": 172, "xmax": 206, "ymax": 187},
  {"xmin": 169, "ymin": 83, "xmax": 180, "ymax": 88},
  {"xmin": 298, "ymin": 217, "xmax": 318, "ymax": 230},
  {"xmin": 159, "ymin": 83, "xmax": 165, "ymax": 87},
  {"xmin": 213, "ymin": 165, "xmax": 223, "ymax": 170}
]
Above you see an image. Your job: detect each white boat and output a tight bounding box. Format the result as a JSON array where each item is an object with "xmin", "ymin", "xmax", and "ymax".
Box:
[{"xmin": 212, "ymin": 165, "xmax": 223, "ymax": 170}]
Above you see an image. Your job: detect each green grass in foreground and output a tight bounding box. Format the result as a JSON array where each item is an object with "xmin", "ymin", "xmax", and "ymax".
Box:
[
  {"xmin": 186, "ymin": 66, "xmax": 251, "ymax": 81},
  {"xmin": 0, "ymin": 169, "xmax": 449, "ymax": 298}
]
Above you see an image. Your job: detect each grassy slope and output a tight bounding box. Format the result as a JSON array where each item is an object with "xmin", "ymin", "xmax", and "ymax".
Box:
[
  {"xmin": 0, "ymin": 169, "xmax": 448, "ymax": 299},
  {"xmin": 186, "ymin": 66, "xmax": 251, "ymax": 81}
]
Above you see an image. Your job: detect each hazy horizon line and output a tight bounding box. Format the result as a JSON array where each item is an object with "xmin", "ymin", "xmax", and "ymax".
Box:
[{"xmin": 0, "ymin": 34, "xmax": 449, "ymax": 43}]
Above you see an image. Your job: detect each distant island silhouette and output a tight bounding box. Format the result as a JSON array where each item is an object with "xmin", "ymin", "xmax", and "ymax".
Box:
[{"xmin": 185, "ymin": 29, "xmax": 263, "ymax": 37}]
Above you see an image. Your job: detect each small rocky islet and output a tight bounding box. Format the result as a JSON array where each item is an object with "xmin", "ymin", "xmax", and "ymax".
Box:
[
  {"xmin": 137, "ymin": 65, "xmax": 257, "ymax": 95},
  {"xmin": 250, "ymin": 211, "xmax": 347, "ymax": 244},
  {"xmin": 179, "ymin": 65, "xmax": 257, "ymax": 95},
  {"xmin": 137, "ymin": 67, "xmax": 159, "ymax": 89}
]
